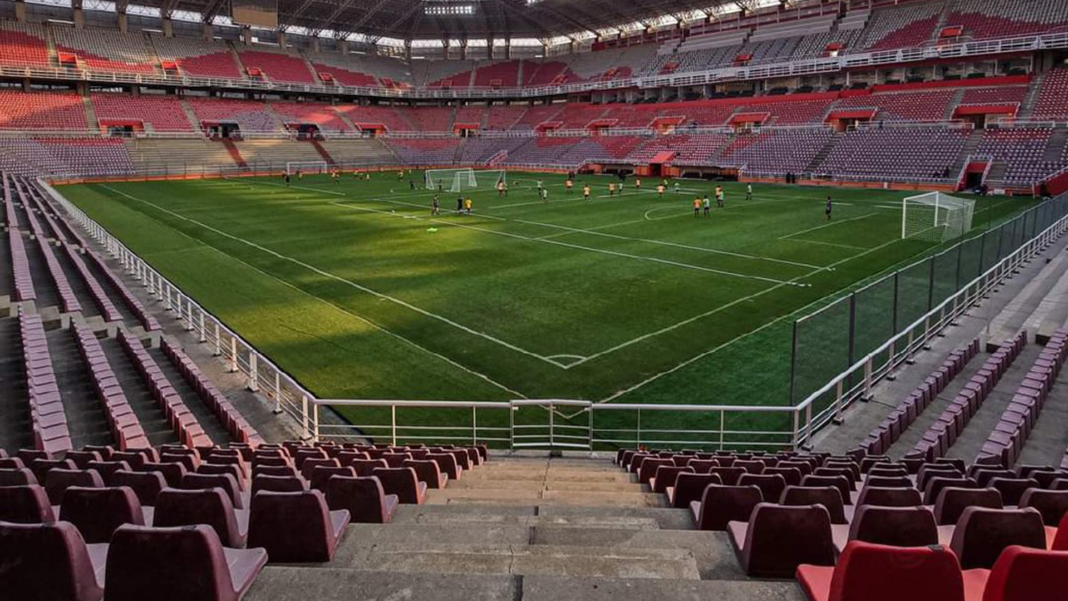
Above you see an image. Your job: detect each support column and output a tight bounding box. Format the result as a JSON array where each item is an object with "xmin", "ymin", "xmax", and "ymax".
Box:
[
  {"xmin": 203, "ymin": 23, "xmax": 214, "ymax": 41},
  {"xmin": 15, "ymin": 0, "xmax": 27, "ymax": 22},
  {"xmin": 162, "ymin": 17, "xmax": 173, "ymax": 37},
  {"xmin": 339, "ymin": 39, "xmax": 349, "ymax": 54},
  {"xmin": 73, "ymin": 7, "xmax": 85, "ymax": 29},
  {"xmin": 310, "ymin": 37, "xmax": 320, "ymax": 53},
  {"xmin": 277, "ymin": 30, "xmax": 286, "ymax": 49},
  {"xmin": 241, "ymin": 27, "xmax": 252, "ymax": 46},
  {"xmin": 117, "ymin": 11, "xmax": 128, "ymax": 34}
]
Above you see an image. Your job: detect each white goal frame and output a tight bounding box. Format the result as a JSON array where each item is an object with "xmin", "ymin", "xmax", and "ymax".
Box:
[
  {"xmin": 902, "ymin": 192, "xmax": 976, "ymax": 243},
  {"xmin": 286, "ymin": 161, "xmax": 329, "ymax": 175},
  {"xmin": 425, "ymin": 168, "xmax": 506, "ymax": 193}
]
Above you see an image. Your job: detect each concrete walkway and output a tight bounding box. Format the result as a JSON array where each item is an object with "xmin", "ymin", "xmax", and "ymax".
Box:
[
  {"xmin": 815, "ymin": 236, "xmax": 1068, "ymax": 455},
  {"xmin": 244, "ymin": 456, "xmax": 805, "ymax": 601}
]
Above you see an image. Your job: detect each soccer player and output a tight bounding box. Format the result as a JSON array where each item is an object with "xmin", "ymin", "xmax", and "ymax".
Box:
[
  {"xmin": 397, "ymin": 170, "xmax": 404, "ymax": 181},
  {"xmin": 536, "ymin": 180, "xmax": 544, "ymax": 193},
  {"xmin": 674, "ymin": 181, "xmax": 681, "ymax": 194},
  {"xmin": 296, "ymin": 169, "xmax": 303, "ymax": 180},
  {"xmin": 566, "ymin": 179, "xmax": 574, "ymax": 194},
  {"xmin": 437, "ymin": 180, "xmax": 444, "ymax": 192},
  {"xmin": 746, "ymin": 183, "xmax": 753, "ymax": 201},
  {"xmin": 825, "ymin": 196, "xmax": 833, "ymax": 221},
  {"xmin": 657, "ymin": 184, "xmax": 665, "ymax": 198},
  {"xmin": 693, "ymin": 197, "xmax": 701, "ymax": 217},
  {"xmin": 703, "ymin": 195, "xmax": 711, "ymax": 216},
  {"xmin": 715, "ymin": 186, "xmax": 724, "ymax": 208},
  {"xmin": 409, "ymin": 179, "xmax": 415, "ymax": 191},
  {"xmin": 283, "ymin": 171, "xmax": 291, "ymax": 187},
  {"xmin": 635, "ymin": 177, "xmax": 642, "ymax": 190},
  {"xmin": 609, "ymin": 182, "xmax": 616, "ymax": 197},
  {"xmin": 541, "ymin": 187, "xmax": 549, "ymax": 203},
  {"xmin": 456, "ymin": 194, "xmax": 464, "ymax": 213},
  {"xmin": 465, "ymin": 197, "xmax": 473, "ymax": 215},
  {"xmin": 497, "ymin": 180, "xmax": 505, "ymax": 197},
  {"xmin": 432, "ymin": 194, "xmax": 440, "ymax": 215},
  {"xmin": 333, "ymin": 170, "xmax": 340, "ymax": 184},
  {"xmin": 583, "ymin": 184, "xmax": 591, "ymax": 201}
]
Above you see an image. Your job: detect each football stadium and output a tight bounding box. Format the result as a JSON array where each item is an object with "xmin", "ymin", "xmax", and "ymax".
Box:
[{"xmin": 2, "ymin": 0, "xmax": 1068, "ymax": 598}]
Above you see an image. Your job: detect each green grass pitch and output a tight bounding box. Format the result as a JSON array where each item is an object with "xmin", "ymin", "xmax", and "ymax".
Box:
[{"xmin": 57, "ymin": 172, "xmax": 1036, "ymax": 439}]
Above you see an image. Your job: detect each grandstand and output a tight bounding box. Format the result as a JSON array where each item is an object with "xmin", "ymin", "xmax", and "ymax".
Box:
[{"xmin": 4, "ymin": 1, "xmax": 1068, "ymax": 599}]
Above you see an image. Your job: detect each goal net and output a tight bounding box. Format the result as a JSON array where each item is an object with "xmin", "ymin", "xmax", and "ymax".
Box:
[
  {"xmin": 285, "ymin": 161, "xmax": 328, "ymax": 175},
  {"xmin": 425, "ymin": 168, "xmax": 506, "ymax": 193},
  {"xmin": 902, "ymin": 192, "xmax": 976, "ymax": 243}
]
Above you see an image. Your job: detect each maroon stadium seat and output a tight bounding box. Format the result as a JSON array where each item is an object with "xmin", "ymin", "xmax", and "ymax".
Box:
[
  {"xmin": 59, "ymin": 486, "xmax": 146, "ymax": 543},
  {"xmin": 0, "ymin": 484, "xmax": 55, "ymax": 523},
  {"xmin": 0, "ymin": 467, "xmax": 38, "ymax": 487},
  {"xmin": 247, "ymin": 490, "xmax": 350, "ymax": 562},
  {"xmin": 1018, "ymin": 489, "xmax": 1068, "ymax": 527},
  {"xmin": 111, "ymin": 470, "xmax": 168, "ymax": 506},
  {"xmin": 104, "ymin": 524, "xmax": 266, "ymax": 601},
  {"xmin": 326, "ymin": 475, "xmax": 399, "ymax": 524},
  {"xmin": 692, "ymin": 483, "xmax": 762, "ymax": 531},
  {"xmin": 0, "ymin": 520, "xmax": 106, "ymax": 601},
  {"xmin": 182, "ymin": 472, "xmax": 244, "ymax": 509},
  {"xmin": 797, "ymin": 541, "xmax": 966, "ymax": 601},
  {"xmin": 668, "ymin": 472, "xmax": 722, "ymax": 509},
  {"xmin": 154, "ymin": 488, "xmax": 248, "ymax": 548},
  {"xmin": 780, "ymin": 486, "xmax": 847, "ymax": 524},
  {"xmin": 962, "ymin": 546, "xmax": 1068, "ymax": 601},
  {"xmin": 934, "ymin": 487, "xmax": 1004, "ymax": 526},
  {"xmin": 950, "ymin": 507, "xmax": 1047, "ymax": 569},
  {"xmin": 372, "ymin": 467, "xmax": 428, "ymax": 504},
  {"xmin": 44, "ymin": 468, "xmax": 104, "ymax": 505},
  {"xmin": 252, "ymin": 474, "xmax": 308, "ymax": 495},
  {"xmin": 308, "ymin": 465, "xmax": 357, "ymax": 492},
  {"xmin": 842, "ymin": 506, "xmax": 939, "ymax": 552},
  {"xmin": 402, "ymin": 459, "xmax": 448, "ymax": 490},
  {"xmin": 728, "ymin": 503, "xmax": 835, "ymax": 578}
]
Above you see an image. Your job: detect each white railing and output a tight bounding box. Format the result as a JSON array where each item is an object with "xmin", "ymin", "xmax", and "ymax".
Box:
[
  {"xmin": 4, "ymin": 31, "xmax": 1068, "ymax": 101},
  {"xmin": 793, "ymin": 201, "xmax": 1068, "ymax": 443},
  {"xmin": 34, "ymin": 178, "xmax": 1068, "ymax": 451},
  {"xmin": 41, "ymin": 180, "xmax": 323, "ymax": 438}
]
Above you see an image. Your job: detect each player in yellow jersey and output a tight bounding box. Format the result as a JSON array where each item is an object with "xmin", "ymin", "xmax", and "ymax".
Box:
[{"xmin": 583, "ymin": 184, "xmax": 591, "ymax": 201}]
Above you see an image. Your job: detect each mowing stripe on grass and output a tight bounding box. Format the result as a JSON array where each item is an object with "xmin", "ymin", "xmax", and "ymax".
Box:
[
  {"xmin": 778, "ymin": 213, "xmax": 881, "ymax": 242},
  {"xmin": 92, "ymin": 186, "xmax": 527, "ymax": 398},
  {"xmin": 328, "ymin": 200, "xmax": 801, "ymax": 286},
  {"xmin": 98, "ymin": 184, "xmax": 571, "ymax": 370},
  {"xmin": 595, "ymin": 234, "xmax": 911, "ymax": 403}
]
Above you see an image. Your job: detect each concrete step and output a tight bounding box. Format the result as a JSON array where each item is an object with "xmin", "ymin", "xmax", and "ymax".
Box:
[
  {"xmin": 461, "ymin": 470, "xmax": 636, "ymax": 483},
  {"xmin": 392, "ymin": 503, "xmax": 692, "ymax": 530},
  {"xmin": 427, "ymin": 488, "xmax": 667, "ymax": 508},
  {"xmin": 245, "ymin": 570, "xmax": 804, "ymax": 601},
  {"xmin": 450, "ymin": 478, "xmax": 647, "ymax": 493},
  {"xmin": 333, "ymin": 541, "xmax": 701, "ymax": 580}
]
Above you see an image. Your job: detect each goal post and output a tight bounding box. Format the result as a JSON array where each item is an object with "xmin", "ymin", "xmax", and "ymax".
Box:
[
  {"xmin": 902, "ymin": 192, "xmax": 976, "ymax": 243},
  {"xmin": 285, "ymin": 161, "xmax": 328, "ymax": 175},
  {"xmin": 425, "ymin": 168, "xmax": 506, "ymax": 193}
]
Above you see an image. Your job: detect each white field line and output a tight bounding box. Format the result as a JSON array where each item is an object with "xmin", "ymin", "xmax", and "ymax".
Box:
[
  {"xmin": 328, "ymin": 200, "xmax": 801, "ymax": 286},
  {"xmin": 788, "ymin": 239, "xmax": 869, "ymax": 251},
  {"xmin": 98, "ymin": 184, "xmax": 570, "ymax": 370},
  {"xmin": 512, "ymin": 218, "xmax": 830, "ymax": 272},
  {"xmin": 593, "ymin": 233, "xmax": 910, "ymax": 403},
  {"xmin": 779, "ymin": 213, "xmax": 880, "ymax": 242},
  {"xmin": 94, "ymin": 185, "xmax": 527, "ymax": 398}
]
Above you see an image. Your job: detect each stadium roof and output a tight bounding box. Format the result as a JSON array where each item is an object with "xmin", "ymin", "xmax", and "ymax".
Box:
[{"xmin": 161, "ymin": 0, "xmax": 778, "ymax": 43}]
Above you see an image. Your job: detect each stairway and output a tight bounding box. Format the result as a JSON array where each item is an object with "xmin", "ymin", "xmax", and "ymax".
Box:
[
  {"xmin": 242, "ymin": 456, "xmax": 802, "ymax": 601},
  {"xmin": 220, "ymin": 138, "xmax": 248, "ymax": 169},
  {"xmin": 1018, "ymin": 73, "xmax": 1045, "ymax": 120},
  {"xmin": 803, "ymin": 134, "xmax": 839, "ymax": 173},
  {"xmin": 930, "ymin": 2, "xmax": 953, "ymax": 44},
  {"xmin": 82, "ymin": 96, "xmax": 100, "ymax": 134},
  {"xmin": 0, "ymin": 316, "xmax": 33, "ymax": 451},
  {"xmin": 944, "ymin": 88, "xmax": 966, "ymax": 121},
  {"xmin": 309, "ymin": 138, "xmax": 336, "ymax": 166},
  {"xmin": 99, "ymin": 336, "xmax": 178, "ymax": 447},
  {"xmin": 332, "ymin": 106, "xmax": 359, "ymax": 133},
  {"xmin": 47, "ymin": 327, "xmax": 114, "ymax": 449},
  {"xmin": 1041, "ymin": 126, "xmax": 1068, "ymax": 163},
  {"xmin": 452, "ymin": 137, "xmax": 467, "ymax": 164},
  {"xmin": 178, "ymin": 98, "xmax": 203, "ymax": 132}
]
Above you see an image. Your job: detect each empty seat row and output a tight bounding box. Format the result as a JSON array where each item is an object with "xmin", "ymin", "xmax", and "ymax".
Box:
[
  {"xmin": 858, "ymin": 339, "xmax": 981, "ymax": 456},
  {"xmin": 21, "ymin": 313, "xmax": 73, "ymax": 455},
  {"xmin": 159, "ymin": 340, "xmax": 262, "ymax": 445},
  {"xmin": 71, "ymin": 322, "xmax": 152, "ymax": 451},
  {"xmin": 63, "ymin": 245, "xmax": 123, "ymax": 322},
  {"xmin": 118, "ymin": 329, "xmax": 211, "ymax": 448},
  {"xmin": 977, "ymin": 329, "xmax": 1068, "ymax": 467},
  {"xmin": 907, "ymin": 331, "xmax": 1027, "ymax": 462},
  {"xmin": 85, "ymin": 250, "xmax": 161, "ymax": 332}
]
